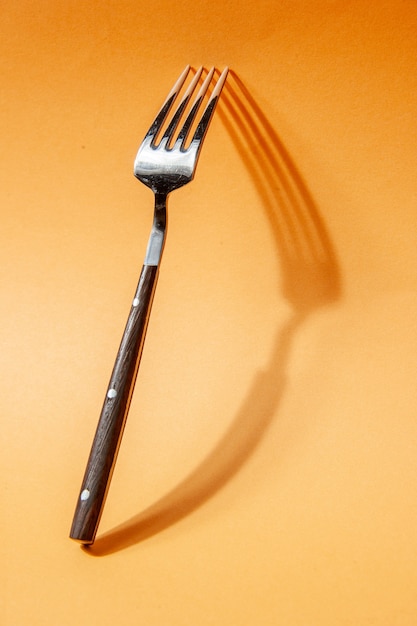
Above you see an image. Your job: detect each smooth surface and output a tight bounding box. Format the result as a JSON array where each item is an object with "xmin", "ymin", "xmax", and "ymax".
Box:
[{"xmin": 2, "ymin": 2, "xmax": 417, "ymax": 624}]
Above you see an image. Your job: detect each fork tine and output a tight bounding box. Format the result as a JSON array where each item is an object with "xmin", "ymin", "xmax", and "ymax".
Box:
[
  {"xmin": 176, "ymin": 67, "xmax": 213, "ymax": 144},
  {"xmin": 177, "ymin": 67, "xmax": 229, "ymax": 148},
  {"xmin": 144, "ymin": 65, "xmax": 191, "ymax": 142},
  {"xmin": 160, "ymin": 67, "xmax": 204, "ymax": 145}
]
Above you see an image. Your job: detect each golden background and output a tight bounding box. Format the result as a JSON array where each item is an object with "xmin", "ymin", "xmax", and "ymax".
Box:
[{"xmin": 2, "ymin": 1, "xmax": 417, "ymax": 624}]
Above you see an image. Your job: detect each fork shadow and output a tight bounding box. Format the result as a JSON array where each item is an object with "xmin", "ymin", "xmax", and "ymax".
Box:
[{"xmin": 86, "ymin": 71, "xmax": 341, "ymax": 556}]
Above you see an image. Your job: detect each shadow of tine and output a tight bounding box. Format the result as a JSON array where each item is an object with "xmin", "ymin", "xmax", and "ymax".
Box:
[
  {"xmin": 86, "ymin": 71, "xmax": 341, "ymax": 556},
  {"xmin": 220, "ymin": 71, "xmax": 341, "ymax": 314}
]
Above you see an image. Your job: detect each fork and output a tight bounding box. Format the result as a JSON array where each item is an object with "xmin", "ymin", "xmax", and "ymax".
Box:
[{"xmin": 70, "ymin": 66, "xmax": 228, "ymax": 545}]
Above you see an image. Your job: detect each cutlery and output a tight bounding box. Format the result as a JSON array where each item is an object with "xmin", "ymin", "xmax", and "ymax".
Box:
[{"xmin": 70, "ymin": 66, "xmax": 228, "ymax": 545}]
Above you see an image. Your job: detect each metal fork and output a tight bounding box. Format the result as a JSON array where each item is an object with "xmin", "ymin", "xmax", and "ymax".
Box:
[{"xmin": 70, "ymin": 66, "xmax": 228, "ymax": 545}]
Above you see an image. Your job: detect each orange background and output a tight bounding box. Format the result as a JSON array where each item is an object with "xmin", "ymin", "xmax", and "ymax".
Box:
[{"xmin": 3, "ymin": 2, "xmax": 417, "ymax": 624}]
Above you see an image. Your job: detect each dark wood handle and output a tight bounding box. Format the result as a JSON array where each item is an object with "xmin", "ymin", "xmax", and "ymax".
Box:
[{"xmin": 70, "ymin": 264, "xmax": 158, "ymax": 544}]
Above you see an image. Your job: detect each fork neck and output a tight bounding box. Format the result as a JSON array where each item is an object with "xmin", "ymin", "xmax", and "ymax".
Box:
[{"xmin": 144, "ymin": 192, "xmax": 168, "ymax": 266}]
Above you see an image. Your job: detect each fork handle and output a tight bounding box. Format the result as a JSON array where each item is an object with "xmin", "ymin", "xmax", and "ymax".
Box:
[{"xmin": 70, "ymin": 264, "xmax": 158, "ymax": 544}]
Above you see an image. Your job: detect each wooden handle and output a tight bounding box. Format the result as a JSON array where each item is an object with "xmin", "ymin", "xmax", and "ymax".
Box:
[{"xmin": 70, "ymin": 264, "xmax": 158, "ymax": 544}]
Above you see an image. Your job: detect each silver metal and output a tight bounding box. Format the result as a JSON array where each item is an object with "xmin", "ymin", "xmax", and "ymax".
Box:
[
  {"xmin": 69, "ymin": 67, "xmax": 228, "ymax": 545},
  {"xmin": 135, "ymin": 66, "xmax": 229, "ymax": 266}
]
